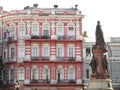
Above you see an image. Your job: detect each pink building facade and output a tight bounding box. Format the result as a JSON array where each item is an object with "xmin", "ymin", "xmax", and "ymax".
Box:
[{"xmin": 0, "ymin": 4, "xmax": 84, "ymax": 90}]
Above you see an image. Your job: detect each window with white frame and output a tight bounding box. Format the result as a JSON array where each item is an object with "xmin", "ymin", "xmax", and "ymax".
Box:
[
  {"xmin": 86, "ymin": 47, "xmax": 91, "ymax": 57},
  {"xmin": 68, "ymin": 26, "xmax": 74, "ymax": 36},
  {"xmin": 56, "ymin": 27, "xmax": 64, "ymax": 37},
  {"xmin": 9, "ymin": 69, "xmax": 14, "ymax": 81},
  {"xmin": 86, "ymin": 69, "xmax": 89, "ymax": 79},
  {"xmin": 31, "ymin": 46, "xmax": 39, "ymax": 57},
  {"xmin": 18, "ymin": 68, "xmax": 24, "ymax": 80},
  {"xmin": 68, "ymin": 46, "xmax": 74, "ymax": 57},
  {"xmin": 3, "ymin": 31, "xmax": 7, "ymax": 39},
  {"xmin": 32, "ymin": 68, "xmax": 38, "ymax": 80},
  {"xmin": 10, "ymin": 47, "xmax": 15, "ymax": 58},
  {"xmin": 42, "ymin": 68, "xmax": 49, "ymax": 80},
  {"xmin": 3, "ymin": 48, "xmax": 7, "ymax": 59},
  {"xmin": 10, "ymin": 26, "xmax": 15, "ymax": 38},
  {"xmin": 18, "ymin": 46, "xmax": 25, "ymax": 58},
  {"xmin": 68, "ymin": 67, "xmax": 75, "ymax": 80},
  {"xmin": 43, "ymin": 27, "xmax": 49, "ymax": 36},
  {"xmin": 32, "ymin": 23, "xmax": 39, "ymax": 36},
  {"xmin": 57, "ymin": 46, "xmax": 63, "ymax": 57},
  {"xmin": 18, "ymin": 23, "xmax": 25, "ymax": 36},
  {"xmin": 57, "ymin": 68, "xmax": 64, "ymax": 80},
  {"xmin": 42, "ymin": 45, "xmax": 49, "ymax": 57}
]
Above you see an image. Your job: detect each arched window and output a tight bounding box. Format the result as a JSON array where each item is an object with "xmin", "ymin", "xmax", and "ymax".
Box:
[
  {"xmin": 68, "ymin": 66, "xmax": 75, "ymax": 80},
  {"xmin": 42, "ymin": 65, "xmax": 50, "ymax": 81},
  {"xmin": 31, "ymin": 67, "xmax": 38, "ymax": 80},
  {"xmin": 18, "ymin": 67, "xmax": 24, "ymax": 80},
  {"xmin": 9, "ymin": 66, "xmax": 14, "ymax": 83},
  {"xmin": 57, "ymin": 65, "xmax": 64, "ymax": 83}
]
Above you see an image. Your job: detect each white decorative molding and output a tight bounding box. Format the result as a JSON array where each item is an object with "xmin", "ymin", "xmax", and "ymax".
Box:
[
  {"xmin": 24, "ymin": 79, "xmax": 30, "ymax": 84},
  {"xmin": 76, "ymin": 79, "xmax": 82, "ymax": 84},
  {"xmin": 51, "ymin": 79, "xmax": 57, "ymax": 84},
  {"xmin": 51, "ymin": 35, "xmax": 57, "ymax": 39},
  {"xmin": 50, "ymin": 55, "xmax": 56, "ymax": 61},
  {"xmin": 76, "ymin": 56, "xmax": 82, "ymax": 61}
]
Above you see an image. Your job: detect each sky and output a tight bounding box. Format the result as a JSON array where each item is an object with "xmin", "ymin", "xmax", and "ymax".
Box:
[{"xmin": 0, "ymin": 0, "xmax": 120, "ymax": 38}]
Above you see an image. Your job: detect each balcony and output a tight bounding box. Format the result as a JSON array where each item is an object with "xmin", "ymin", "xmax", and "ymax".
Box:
[
  {"xmin": 30, "ymin": 79, "xmax": 50, "ymax": 84},
  {"xmin": 31, "ymin": 56, "xmax": 39, "ymax": 60},
  {"xmin": 31, "ymin": 35, "xmax": 40, "ymax": 39},
  {"xmin": 8, "ymin": 36, "xmax": 17, "ymax": 41},
  {"xmin": 56, "ymin": 57, "xmax": 76, "ymax": 61},
  {"xmin": 57, "ymin": 79, "xmax": 76, "ymax": 84},
  {"xmin": 41, "ymin": 35, "xmax": 50, "ymax": 39},
  {"xmin": 69, "ymin": 57, "xmax": 76, "ymax": 61},
  {"xmin": 31, "ymin": 56, "xmax": 50, "ymax": 61},
  {"xmin": 8, "ymin": 79, "xmax": 14, "ymax": 84},
  {"xmin": 67, "ymin": 36, "xmax": 75, "ymax": 40},
  {"xmin": 8, "ymin": 57, "xmax": 16, "ymax": 62},
  {"xmin": 57, "ymin": 36, "xmax": 65, "ymax": 40}
]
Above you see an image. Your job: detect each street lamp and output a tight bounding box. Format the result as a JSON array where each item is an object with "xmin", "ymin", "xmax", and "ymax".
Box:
[{"xmin": 15, "ymin": 81, "xmax": 20, "ymax": 90}]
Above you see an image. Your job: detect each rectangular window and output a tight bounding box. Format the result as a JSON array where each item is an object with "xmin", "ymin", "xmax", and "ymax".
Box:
[
  {"xmin": 86, "ymin": 69, "xmax": 89, "ymax": 79},
  {"xmin": 57, "ymin": 47, "xmax": 63, "ymax": 57},
  {"xmin": 32, "ymin": 46, "xmax": 38, "ymax": 56},
  {"xmin": 18, "ymin": 47, "xmax": 25, "ymax": 58},
  {"xmin": 68, "ymin": 47, "xmax": 74, "ymax": 57},
  {"xmin": 43, "ymin": 46, "xmax": 49, "ymax": 57},
  {"xmin": 86, "ymin": 47, "xmax": 91, "ymax": 56},
  {"xmin": 3, "ymin": 32, "xmax": 7, "ymax": 39},
  {"xmin": 32, "ymin": 26, "xmax": 39, "ymax": 35},
  {"xmin": 18, "ymin": 26, "xmax": 25, "ymax": 36},
  {"xmin": 56, "ymin": 27, "xmax": 63, "ymax": 36},
  {"xmin": 10, "ymin": 47, "xmax": 15, "ymax": 58},
  {"xmin": 10, "ymin": 27, "xmax": 15, "ymax": 37},
  {"xmin": 68, "ymin": 26, "xmax": 74, "ymax": 36},
  {"xmin": 3, "ymin": 48, "xmax": 7, "ymax": 59},
  {"xmin": 18, "ymin": 68, "xmax": 24, "ymax": 80},
  {"xmin": 43, "ymin": 27, "xmax": 49, "ymax": 36},
  {"xmin": 9, "ymin": 69, "xmax": 14, "ymax": 80}
]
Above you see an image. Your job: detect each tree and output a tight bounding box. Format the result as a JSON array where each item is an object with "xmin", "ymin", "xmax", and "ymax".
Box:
[{"xmin": 83, "ymin": 31, "xmax": 88, "ymax": 37}]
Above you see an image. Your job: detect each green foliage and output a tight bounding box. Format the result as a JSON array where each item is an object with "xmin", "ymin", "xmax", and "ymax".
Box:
[{"xmin": 83, "ymin": 31, "xmax": 88, "ymax": 37}]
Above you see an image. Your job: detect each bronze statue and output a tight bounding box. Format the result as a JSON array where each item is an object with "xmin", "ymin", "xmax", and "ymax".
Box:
[
  {"xmin": 89, "ymin": 56, "xmax": 98, "ymax": 74},
  {"xmin": 93, "ymin": 21, "xmax": 107, "ymax": 52},
  {"xmin": 90, "ymin": 21, "xmax": 109, "ymax": 79},
  {"xmin": 103, "ymin": 55, "xmax": 109, "ymax": 73}
]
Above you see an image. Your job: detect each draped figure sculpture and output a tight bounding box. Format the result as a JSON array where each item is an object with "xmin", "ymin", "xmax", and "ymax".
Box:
[{"xmin": 90, "ymin": 21, "xmax": 109, "ymax": 79}]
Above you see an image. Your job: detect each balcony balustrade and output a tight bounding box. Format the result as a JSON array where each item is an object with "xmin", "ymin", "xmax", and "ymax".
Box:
[
  {"xmin": 56, "ymin": 57, "xmax": 76, "ymax": 61},
  {"xmin": 41, "ymin": 35, "xmax": 51, "ymax": 39},
  {"xmin": 31, "ymin": 35, "xmax": 40, "ymax": 39},
  {"xmin": 31, "ymin": 56, "xmax": 50, "ymax": 61},
  {"xmin": 30, "ymin": 79, "xmax": 50, "ymax": 84}
]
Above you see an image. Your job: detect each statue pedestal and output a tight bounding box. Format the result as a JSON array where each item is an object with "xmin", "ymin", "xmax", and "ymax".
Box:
[{"xmin": 86, "ymin": 79, "xmax": 114, "ymax": 90}]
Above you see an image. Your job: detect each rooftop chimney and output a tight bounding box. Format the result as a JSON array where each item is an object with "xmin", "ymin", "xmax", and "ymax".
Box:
[
  {"xmin": 24, "ymin": 6, "xmax": 30, "ymax": 10},
  {"xmin": 75, "ymin": 4, "xmax": 78, "ymax": 10},
  {"xmin": 33, "ymin": 4, "xmax": 38, "ymax": 8},
  {"xmin": 54, "ymin": 5, "xmax": 58, "ymax": 9}
]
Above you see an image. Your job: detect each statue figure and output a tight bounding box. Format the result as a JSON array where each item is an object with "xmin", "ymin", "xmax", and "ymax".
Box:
[
  {"xmin": 89, "ymin": 56, "xmax": 98, "ymax": 74},
  {"xmin": 103, "ymin": 55, "xmax": 109, "ymax": 73},
  {"xmin": 93, "ymin": 21, "xmax": 107, "ymax": 51},
  {"xmin": 90, "ymin": 21, "xmax": 109, "ymax": 79}
]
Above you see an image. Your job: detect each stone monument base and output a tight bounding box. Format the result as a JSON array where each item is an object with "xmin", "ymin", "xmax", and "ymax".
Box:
[{"xmin": 86, "ymin": 79, "xmax": 114, "ymax": 90}]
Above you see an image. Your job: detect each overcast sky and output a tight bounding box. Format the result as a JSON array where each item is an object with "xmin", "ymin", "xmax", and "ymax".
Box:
[{"xmin": 0, "ymin": 0, "xmax": 120, "ymax": 38}]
